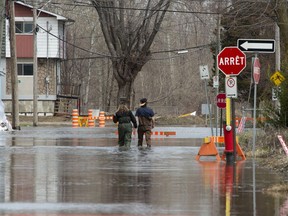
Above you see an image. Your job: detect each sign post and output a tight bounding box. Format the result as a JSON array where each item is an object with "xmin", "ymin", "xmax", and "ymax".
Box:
[
  {"xmin": 217, "ymin": 47, "xmax": 246, "ymax": 163},
  {"xmin": 216, "ymin": 93, "xmax": 226, "ymax": 136},
  {"xmin": 199, "ymin": 65, "xmax": 213, "ymax": 136},
  {"xmin": 252, "ymin": 55, "xmax": 261, "ymax": 157}
]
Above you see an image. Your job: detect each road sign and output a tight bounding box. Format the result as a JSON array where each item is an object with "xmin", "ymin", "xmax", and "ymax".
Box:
[
  {"xmin": 199, "ymin": 65, "xmax": 210, "ymax": 80},
  {"xmin": 225, "ymin": 76, "xmax": 237, "ymax": 98},
  {"xmin": 270, "ymin": 71, "xmax": 285, "ymax": 86},
  {"xmin": 237, "ymin": 39, "xmax": 275, "ymax": 53},
  {"xmin": 216, "ymin": 93, "xmax": 226, "ymax": 109},
  {"xmin": 217, "ymin": 47, "xmax": 246, "ymax": 76},
  {"xmin": 272, "ymin": 87, "xmax": 278, "ymax": 101},
  {"xmin": 253, "ymin": 57, "xmax": 261, "ymax": 84},
  {"xmin": 213, "ymin": 76, "xmax": 219, "ymax": 88}
]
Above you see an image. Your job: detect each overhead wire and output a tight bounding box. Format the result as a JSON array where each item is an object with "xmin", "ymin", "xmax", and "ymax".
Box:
[
  {"xmin": 32, "ymin": 0, "xmax": 220, "ymax": 62},
  {"xmin": 48, "ymin": 1, "xmax": 220, "ymax": 15},
  {"xmin": 37, "ymin": 22, "xmax": 212, "ymax": 61}
]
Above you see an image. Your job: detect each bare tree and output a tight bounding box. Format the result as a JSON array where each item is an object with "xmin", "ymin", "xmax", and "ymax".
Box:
[{"xmin": 91, "ymin": 0, "xmax": 171, "ymax": 106}]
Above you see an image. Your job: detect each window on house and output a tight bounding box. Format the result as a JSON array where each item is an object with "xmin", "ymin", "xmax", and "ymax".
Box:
[
  {"xmin": 15, "ymin": 22, "xmax": 33, "ymax": 33},
  {"xmin": 17, "ymin": 64, "xmax": 33, "ymax": 76}
]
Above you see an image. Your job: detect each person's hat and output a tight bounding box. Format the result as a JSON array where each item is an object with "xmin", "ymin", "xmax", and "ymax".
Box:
[
  {"xmin": 119, "ymin": 97, "xmax": 127, "ymax": 104},
  {"xmin": 139, "ymin": 98, "xmax": 147, "ymax": 106}
]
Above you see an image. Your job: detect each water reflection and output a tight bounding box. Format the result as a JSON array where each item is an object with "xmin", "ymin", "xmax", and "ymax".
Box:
[{"xmin": 0, "ymin": 127, "xmax": 284, "ymax": 215}]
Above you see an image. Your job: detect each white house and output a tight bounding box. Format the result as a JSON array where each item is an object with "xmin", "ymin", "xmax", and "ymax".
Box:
[{"xmin": 1, "ymin": 1, "xmax": 78, "ymax": 115}]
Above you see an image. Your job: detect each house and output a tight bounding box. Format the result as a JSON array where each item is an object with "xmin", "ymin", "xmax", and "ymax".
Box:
[{"xmin": 1, "ymin": 1, "xmax": 79, "ymax": 115}]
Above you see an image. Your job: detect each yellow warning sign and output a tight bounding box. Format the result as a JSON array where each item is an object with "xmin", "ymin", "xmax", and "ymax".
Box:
[
  {"xmin": 78, "ymin": 116, "xmax": 88, "ymax": 127},
  {"xmin": 270, "ymin": 71, "xmax": 285, "ymax": 86}
]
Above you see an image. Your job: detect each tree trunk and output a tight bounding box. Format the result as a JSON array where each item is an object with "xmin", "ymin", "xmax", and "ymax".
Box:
[
  {"xmin": 115, "ymin": 65, "xmax": 135, "ymax": 108},
  {"xmin": 91, "ymin": 0, "xmax": 171, "ymax": 107}
]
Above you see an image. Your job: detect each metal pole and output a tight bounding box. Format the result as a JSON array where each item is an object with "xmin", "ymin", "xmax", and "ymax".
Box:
[
  {"xmin": 252, "ymin": 82, "xmax": 257, "ymax": 157},
  {"xmin": 204, "ymin": 79, "xmax": 213, "ymax": 136},
  {"xmin": 252, "ymin": 54, "xmax": 258, "ymax": 157},
  {"xmin": 252, "ymin": 54, "xmax": 258, "ymax": 216},
  {"xmin": 231, "ymin": 98, "xmax": 236, "ymax": 162},
  {"xmin": 253, "ymin": 157, "xmax": 256, "ymax": 216},
  {"xmin": 220, "ymin": 109, "xmax": 223, "ymax": 136}
]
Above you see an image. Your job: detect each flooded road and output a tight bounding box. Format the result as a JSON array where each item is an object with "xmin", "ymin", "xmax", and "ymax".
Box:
[{"xmin": 0, "ymin": 126, "xmax": 286, "ymax": 215}]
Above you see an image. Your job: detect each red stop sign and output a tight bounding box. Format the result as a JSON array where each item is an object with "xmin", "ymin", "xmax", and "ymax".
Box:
[
  {"xmin": 217, "ymin": 47, "xmax": 246, "ymax": 76},
  {"xmin": 216, "ymin": 93, "xmax": 226, "ymax": 109},
  {"xmin": 253, "ymin": 57, "xmax": 261, "ymax": 84}
]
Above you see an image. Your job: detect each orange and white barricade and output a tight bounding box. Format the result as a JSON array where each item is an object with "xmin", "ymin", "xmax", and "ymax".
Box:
[
  {"xmin": 88, "ymin": 109, "xmax": 95, "ymax": 127},
  {"xmin": 98, "ymin": 111, "xmax": 105, "ymax": 127},
  {"xmin": 72, "ymin": 109, "xmax": 79, "ymax": 128}
]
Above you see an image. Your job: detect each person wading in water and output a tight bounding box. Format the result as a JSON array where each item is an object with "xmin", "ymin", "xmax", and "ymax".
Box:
[
  {"xmin": 113, "ymin": 100, "xmax": 137, "ymax": 149},
  {"xmin": 135, "ymin": 98, "xmax": 155, "ymax": 148}
]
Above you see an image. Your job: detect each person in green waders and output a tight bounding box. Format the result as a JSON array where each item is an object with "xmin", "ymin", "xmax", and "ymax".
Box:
[{"xmin": 113, "ymin": 101, "xmax": 137, "ymax": 148}]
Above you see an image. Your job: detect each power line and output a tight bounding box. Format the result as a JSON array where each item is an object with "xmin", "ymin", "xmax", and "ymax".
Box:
[
  {"xmin": 48, "ymin": 1, "xmax": 219, "ymax": 15},
  {"xmin": 38, "ymin": 24, "xmax": 213, "ymax": 61},
  {"xmin": 151, "ymin": 44, "xmax": 211, "ymax": 54}
]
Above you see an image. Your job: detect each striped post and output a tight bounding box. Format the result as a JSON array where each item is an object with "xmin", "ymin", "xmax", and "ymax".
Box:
[
  {"xmin": 88, "ymin": 109, "xmax": 95, "ymax": 127},
  {"xmin": 98, "ymin": 111, "xmax": 105, "ymax": 128},
  {"xmin": 72, "ymin": 109, "xmax": 79, "ymax": 128}
]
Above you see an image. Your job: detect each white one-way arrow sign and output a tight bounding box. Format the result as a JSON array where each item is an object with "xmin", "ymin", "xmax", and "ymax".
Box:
[{"xmin": 237, "ymin": 39, "xmax": 275, "ymax": 53}]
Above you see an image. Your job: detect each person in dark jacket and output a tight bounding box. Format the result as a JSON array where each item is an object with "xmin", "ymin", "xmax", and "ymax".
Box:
[
  {"xmin": 135, "ymin": 98, "xmax": 155, "ymax": 148},
  {"xmin": 113, "ymin": 103, "xmax": 137, "ymax": 148}
]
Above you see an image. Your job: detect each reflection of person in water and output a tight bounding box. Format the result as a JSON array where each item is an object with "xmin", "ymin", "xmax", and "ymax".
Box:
[{"xmin": 111, "ymin": 152, "xmax": 152, "ymax": 203}]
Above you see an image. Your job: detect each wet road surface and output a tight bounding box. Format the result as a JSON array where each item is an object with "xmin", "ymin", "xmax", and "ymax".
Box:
[{"xmin": 0, "ymin": 126, "xmax": 286, "ymax": 215}]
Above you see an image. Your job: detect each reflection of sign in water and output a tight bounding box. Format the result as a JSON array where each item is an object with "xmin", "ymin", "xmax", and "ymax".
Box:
[{"xmin": 270, "ymin": 71, "xmax": 285, "ymax": 86}]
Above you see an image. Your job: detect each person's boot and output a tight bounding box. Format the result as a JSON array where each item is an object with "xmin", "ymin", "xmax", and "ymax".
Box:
[{"xmin": 138, "ymin": 144, "xmax": 143, "ymax": 150}]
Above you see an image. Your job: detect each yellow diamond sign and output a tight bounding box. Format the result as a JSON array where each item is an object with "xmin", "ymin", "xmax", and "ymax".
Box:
[{"xmin": 270, "ymin": 71, "xmax": 285, "ymax": 86}]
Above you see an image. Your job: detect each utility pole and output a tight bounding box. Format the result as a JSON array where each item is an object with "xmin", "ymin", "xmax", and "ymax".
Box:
[
  {"xmin": 215, "ymin": 13, "xmax": 222, "ymax": 138},
  {"xmin": 275, "ymin": 23, "xmax": 280, "ymax": 72},
  {"xmin": 9, "ymin": 0, "xmax": 20, "ymax": 130},
  {"xmin": 33, "ymin": 2, "xmax": 38, "ymax": 126},
  {"xmin": 0, "ymin": 0, "xmax": 4, "ymax": 60},
  {"xmin": 0, "ymin": 0, "xmax": 5, "ymax": 98}
]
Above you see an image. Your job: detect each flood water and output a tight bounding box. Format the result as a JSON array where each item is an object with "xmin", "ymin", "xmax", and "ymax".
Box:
[{"xmin": 0, "ymin": 126, "xmax": 286, "ymax": 215}]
